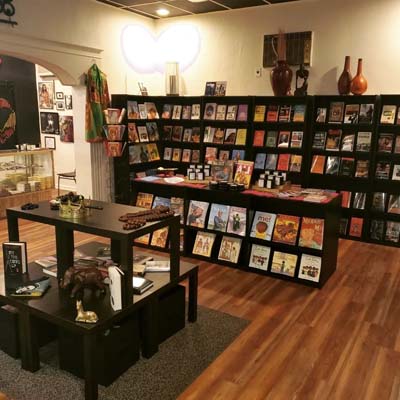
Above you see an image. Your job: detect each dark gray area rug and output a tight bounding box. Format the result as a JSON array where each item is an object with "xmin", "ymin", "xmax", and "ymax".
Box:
[{"xmin": 0, "ymin": 306, "xmax": 248, "ymax": 400}]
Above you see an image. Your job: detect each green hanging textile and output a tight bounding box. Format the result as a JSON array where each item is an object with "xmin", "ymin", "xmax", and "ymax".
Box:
[{"xmin": 85, "ymin": 64, "xmax": 110, "ymax": 142}]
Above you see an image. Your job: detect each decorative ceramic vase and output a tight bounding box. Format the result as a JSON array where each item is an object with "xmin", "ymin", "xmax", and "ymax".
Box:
[
  {"xmin": 350, "ymin": 58, "xmax": 368, "ymax": 95},
  {"xmin": 337, "ymin": 56, "xmax": 352, "ymax": 95},
  {"xmin": 271, "ymin": 61, "xmax": 293, "ymax": 96}
]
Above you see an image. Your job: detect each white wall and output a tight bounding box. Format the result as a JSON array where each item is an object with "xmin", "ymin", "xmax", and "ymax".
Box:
[{"xmin": 155, "ymin": 0, "xmax": 400, "ymax": 96}]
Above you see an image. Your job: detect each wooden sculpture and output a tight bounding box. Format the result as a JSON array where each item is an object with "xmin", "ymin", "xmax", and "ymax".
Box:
[{"xmin": 60, "ymin": 266, "xmax": 106, "ymax": 298}]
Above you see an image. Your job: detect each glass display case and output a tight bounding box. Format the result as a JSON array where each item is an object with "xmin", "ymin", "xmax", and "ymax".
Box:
[{"xmin": 0, "ymin": 149, "xmax": 54, "ymax": 197}]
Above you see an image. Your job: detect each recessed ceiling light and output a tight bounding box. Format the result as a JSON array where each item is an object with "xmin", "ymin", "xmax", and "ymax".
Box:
[
  {"xmin": 188, "ymin": 0, "xmax": 207, "ymax": 2},
  {"xmin": 156, "ymin": 8, "xmax": 170, "ymax": 16}
]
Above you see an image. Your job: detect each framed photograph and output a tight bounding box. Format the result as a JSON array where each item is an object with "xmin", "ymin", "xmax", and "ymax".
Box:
[
  {"xmin": 40, "ymin": 112, "xmax": 60, "ymax": 134},
  {"xmin": 204, "ymin": 81, "xmax": 216, "ymax": 96},
  {"xmin": 65, "ymin": 95, "xmax": 73, "ymax": 110},
  {"xmin": 44, "ymin": 136, "xmax": 56, "ymax": 150},
  {"xmin": 56, "ymin": 92, "xmax": 64, "ymax": 100},
  {"xmin": 37, "ymin": 81, "xmax": 54, "ymax": 109},
  {"xmin": 59, "ymin": 116, "xmax": 74, "ymax": 143},
  {"xmin": 56, "ymin": 101, "xmax": 65, "ymax": 111},
  {"xmin": 138, "ymin": 82, "xmax": 148, "ymax": 96}
]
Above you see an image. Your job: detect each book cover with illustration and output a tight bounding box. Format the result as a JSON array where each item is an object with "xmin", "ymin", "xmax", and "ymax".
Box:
[
  {"xmin": 163, "ymin": 147, "xmax": 172, "ymax": 161},
  {"xmin": 355, "ymin": 160, "xmax": 369, "ymax": 178},
  {"xmin": 204, "ymin": 103, "xmax": 217, "ymax": 120},
  {"xmin": 191, "ymin": 104, "xmax": 201, "ymax": 120},
  {"xmin": 127, "ymin": 123, "xmax": 139, "ymax": 143},
  {"xmin": 312, "ymin": 131, "xmax": 327, "ymax": 149},
  {"xmin": 171, "ymin": 126, "xmax": 183, "ymax": 142},
  {"xmin": 375, "ymin": 161, "xmax": 391, "ymax": 179},
  {"xmin": 325, "ymin": 156, "xmax": 340, "ymax": 175},
  {"xmin": 380, "ymin": 105, "xmax": 397, "ymax": 124},
  {"xmin": 218, "ymin": 236, "xmax": 242, "ymax": 264},
  {"xmin": 181, "ymin": 149, "xmax": 191, "ymax": 163},
  {"xmin": 385, "ymin": 221, "xmax": 400, "ymax": 242},
  {"xmin": 299, "ymin": 217, "xmax": 324, "ymax": 250},
  {"xmin": 205, "ymin": 147, "xmax": 218, "ymax": 164},
  {"xmin": 341, "ymin": 134, "xmax": 355, "ymax": 151},
  {"xmin": 216, "ymin": 104, "xmax": 227, "ymax": 120},
  {"xmin": 226, "ymin": 105, "xmax": 238, "ymax": 121},
  {"xmin": 237, "ymin": 104, "xmax": 248, "ymax": 121},
  {"xmin": 272, "ymin": 214, "xmax": 300, "ymax": 245},
  {"xmin": 224, "ymin": 128, "xmax": 237, "ymax": 144},
  {"xmin": 343, "ymin": 104, "xmax": 360, "ymax": 124},
  {"xmin": 277, "ymin": 131, "xmax": 290, "ymax": 148},
  {"xmin": 170, "ymin": 197, "xmax": 185, "ymax": 224},
  {"xmin": 207, "ymin": 204, "xmax": 230, "ymax": 232},
  {"xmin": 182, "ymin": 105, "xmax": 192, "ymax": 120},
  {"xmin": 150, "ymin": 227, "xmax": 169, "ymax": 248},
  {"xmin": 248, "ymin": 244, "xmax": 271, "ymax": 271},
  {"xmin": 136, "ymin": 192, "xmax": 154, "ymax": 209},
  {"xmin": 182, "ymin": 128, "xmax": 192, "ymax": 142},
  {"xmin": 316, "ymin": 107, "xmax": 327, "ymax": 123},
  {"xmin": 266, "ymin": 105, "xmax": 279, "ymax": 122},
  {"xmin": 298, "ymin": 254, "xmax": 321, "ymax": 283},
  {"xmin": 192, "ymin": 232, "xmax": 215, "ymax": 258},
  {"xmin": 213, "ymin": 127, "xmax": 225, "ymax": 144},
  {"xmin": 265, "ymin": 131, "xmax": 278, "ymax": 147},
  {"xmin": 255, "ymin": 153, "xmax": 267, "ymax": 170},
  {"xmin": 254, "ymin": 105, "xmax": 266, "ymax": 122},
  {"xmin": 253, "ymin": 130, "xmax": 265, "ymax": 147},
  {"xmin": 353, "ymin": 192, "xmax": 366, "ymax": 209},
  {"xmin": 127, "ymin": 100, "xmax": 140, "ymax": 119},
  {"xmin": 359, "ymin": 104, "xmax": 374, "ymax": 124},
  {"xmin": 370, "ymin": 219, "xmax": 385, "ymax": 241},
  {"xmin": 292, "ymin": 104, "xmax": 306, "ymax": 122},
  {"xmin": 152, "ymin": 196, "xmax": 170, "ymax": 208},
  {"xmin": 278, "ymin": 105, "xmax": 291, "ymax": 122},
  {"xmin": 191, "ymin": 149, "xmax": 200, "ymax": 163},
  {"xmin": 355, "ymin": 132, "xmax": 372, "ymax": 152},
  {"xmin": 349, "ymin": 217, "xmax": 363, "ymax": 237},
  {"xmin": 339, "ymin": 157, "xmax": 355, "ymax": 176},
  {"xmin": 187, "ymin": 200, "xmax": 209, "ymax": 228},
  {"xmin": 226, "ymin": 206, "xmax": 247, "ymax": 237},
  {"xmin": 134, "ymin": 233, "xmax": 150, "ymax": 245},
  {"xmin": 310, "ymin": 155, "xmax": 326, "ymax": 174},
  {"xmin": 277, "ymin": 154, "xmax": 290, "ymax": 171},
  {"xmin": 146, "ymin": 122, "xmax": 159, "ymax": 141},
  {"xmin": 147, "ymin": 143, "xmax": 160, "ymax": 161},
  {"xmin": 371, "ymin": 192, "xmax": 387, "ymax": 212},
  {"xmin": 290, "ymin": 131, "xmax": 303, "ymax": 148},
  {"xmin": 328, "ymin": 101, "xmax": 344, "ymax": 123},
  {"xmin": 271, "ymin": 251, "xmax": 298, "ymax": 277},
  {"xmin": 250, "ymin": 212, "xmax": 276, "ymax": 240},
  {"xmin": 161, "ymin": 104, "xmax": 172, "ymax": 119},
  {"xmin": 388, "ymin": 195, "xmax": 400, "ymax": 214},
  {"xmin": 204, "ymin": 126, "xmax": 216, "ymax": 143},
  {"xmin": 172, "ymin": 148, "xmax": 182, "ymax": 162},
  {"xmin": 325, "ymin": 129, "xmax": 342, "ymax": 151},
  {"xmin": 378, "ymin": 133, "xmax": 394, "ymax": 152},
  {"xmin": 138, "ymin": 126, "xmax": 149, "ymax": 142},
  {"xmin": 289, "ymin": 154, "xmax": 302, "ymax": 172},
  {"xmin": 233, "ymin": 160, "xmax": 254, "ymax": 188},
  {"xmin": 161, "ymin": 126, "xmax": 172, "ymax": 141},
  {"xmin": 341, "ymin": 191, "xmax": 351, "ymax": 208},
  {"xmin": 235, "ymin": 129, "xmax": 247, "ymax": 145},
  {"xmin": 172, "ymin": 105, "xmax": 182, "ymax": 120}
]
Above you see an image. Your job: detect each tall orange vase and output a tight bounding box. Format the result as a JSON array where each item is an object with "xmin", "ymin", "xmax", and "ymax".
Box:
[{"xmin": 350, "ymin": 58, "xmax": 368, "ymax": 95}]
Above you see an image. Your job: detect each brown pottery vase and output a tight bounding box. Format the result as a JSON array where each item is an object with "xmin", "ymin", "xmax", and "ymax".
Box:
[
  {"xmin": 350, "ymin": 58, "xmax": 368, "ymax": 95},
  {"xmin": 337, "ymin": 56, "xmax": 352, "ymax": 95},
  {"xmin": 270, "ymin": 60, "xmax": 293, "ymax": 96}
]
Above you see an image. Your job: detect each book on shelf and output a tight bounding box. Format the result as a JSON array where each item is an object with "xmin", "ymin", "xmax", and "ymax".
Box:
[
  {"xmin": 224, "ymin": 128, "xmax": 237, "ymax": 144},
  {"xmin": 152, "ymin": 196, "xmax": 170, "ymax": 208},
  {"xmin": 233, "ymin": 160, "xmax": 254, "ymax": 188},
  {"xmin": 375, "ymin": 161, "xmax": 391, "ymax": 179},
  {"xmin": 205, "ymin": 147, "xmax": 218, "ymax": 164},
  {"xmin": 355, "ymin": 160, "xmax": 369, "ymax": 178},
  {"xmin": 341, "ymin": 134, "xmax": 355, "ymax": 151},
  {"xmin": 339, "ymin": 218, "xmax": 348, "ymax": 235},
  {"xmin": 385, "ymin": 221, "xmax": 400, "ymax": 242},
  {"xmin": 349, "ymin": 217, "xmax": 363, "ymax": 237},
  {"xmin": 191, "ymin": 127, "xmax": 201, "ymax": 143},
  {"xmin": 182, "ymin": 128, "xmax": 192, "ymax": 142},
  {"xmin": 150, "ymin": 227, "xmax": 169, "ymax": 248},
  {"xmin": 204, "ymin": 103, "xmax": 217, "ymax": 120},
  {"xmin": 237, "ymin": 104, "xmax": 248, "ymax": 121},
  {"xmin": 3, "ymin": 242, "xmax": 28, "ymax": 278},
  {"xmin": 127, "ymin": 123, "xmax": 139, "ymax": 143},
  {"xmin": 128, "ymin": 145, "xmax": 141, "ymax": 164},
  {"xmin": 312, "ymin": 131, "xmax": 327, "ymax": 149},
  {"xmin": 163, "ymin": 147, "xmax": 172, "ymax": 161},
  {"xmin": 235, "ymin": 129, "xmax": 247, "ymax": 145},
  {"xmin": 265, "ymin": 153, "xmax": 278, "ymax": 170},
  {"xmin": 207, "ymin": 203, "xmax": 230, "ymax": 232},
  {"xmin": 371, "ymin": 192, "xmax": 387, "ymax": 212},
  {"xmin": 310, "ymin": 155, "xmax": 326, "ymax": 174},
  {"xmin": 136, "ymin": 192, "xmax": 154, "ymax": 209},
  {"xmin": 343, "ymin": 104, "xmax": 360, "ymax": 124},
  {"xmin": 146, "ymin": 122, "xmax": 159, "ymax": 141},
  {"xmin": 278, "ymin": 105, "xmax": 291, "ymax": 122},
  {"xmin": 316, "ymin": 107, "xmax": 327, "ymax": 123},
  {"xmin": 172, "ymin": 148, "xmax": 182, "ymax": 162},
  {"xmin": 388, "ymin": 195, "xmax": 400, "ymax": 213},
  {"xmin": 232, "ymin": 148, "xmax": 245, "ymax": 160},
  {"xmin": 272, "ymin": 214, "xmax": 300, "ymax": 245},
  {"xmin": 392, "ymin": 164, "xmax": 400, "ymax": 180},
  {"xmin": 289, "ymin": 154, "xmax": 302, "ymax": 172},
  {"xmin": 187, "ymin": 200, "xmax": 209, "ymax": 228},
  {"xmin": 325, "ymin": 129, "xmax": 342, "ymax": 151},
  {"xmin": 204, "ymin": 126, "xmax": 215, "ymax": 143},
  {"xmin": 134, "ymin": 234, "xmax": 151, "ymax": 245},
  {"xmin": 370, "ymin": 219, "xmax": 385, "ymax": 241},
  {"xmin": 191, "ymin": 149, "xmax": 200, "ymax": 163},
  {"xmin": 325, "ymin": 156, "xmax": 340, "ymax": 175},
  {"xmin": 265, "ymin": 131, "xmax": 278, "ymax": 147},
  {"xmin": 277, "ymin": 131, "xmax": 290, "ymax": 148},
  {"xmin": 210, "ymin": 160, "xmax": 234, "ymax": 181},
  {"xmin": 218, "ymin": 236, "xmax": 242, "ymax": 264},
  {"xmin": 248, "ymin": 244, "xmax": 271, "ymax": 271},
  {"xmin": 356, "ymin": 132, "xmax": 372, "ymax": 152},
  {"xmin": 226, "ymin": 206, "xmax": 247, "ymax": 236},
  {"xmin": 254, "ymin": 105, "xmax": 266, "ymax": 122},
  {"xmin": 298, "ymin": 254, "xmax": 321, "ymax": 283},
  {"xmin": 290, "ymin": 131, "xmax": 303, "ymax": 148},
  {"xmin": 299, "ymin": 217, "xmax": 324, "ymax": 250},
  {"xmin": 359, "ymin": 104, "xmax": 374, "ymax": 124},
  {"xmin": 216, "ymin": 104, "xmax": 227, "ymax": 120},
  {"xmin": 138, "ymin": 126, "xmax": 149, "ymax": 142},
  {"xmin": 394, "ymin": 136, "xmax": 400, "ymax": 153},
  {"xmin": 353, "ymin": 192, "xmax": 366, "ymax": 209},
  {"xmin": 339, "ymin": 157, "xmax": 355, "ymax": 176},
  {"xmin": 219, "ymin": 150, "xmax": 231, "ymax": 164},
  {"xmin": 181, "ymin": 149, "xmax": 191, "ymax": 163},
  {"xmin": 378, "ymin": 133, "xmax": 394, "ymax": 152},
  {"xmin": 182, "ymin": 105, "xmax": 192, "ymax": 120},
  {"xmin": 328, "ymin": 102, "xmax": 344, "ymax": 123},
  {"xmin": 172, "ymin": 126, "xmax": 183, "ymax": 142},
  {"xmin": 340, "ymin": 191, "xmax": 351, "ymax": 208},
  {"xmin": 264, "ymin": 105, "xmax": 278, "ymax": 122},
  {"xmin": 250, "ymin": 212, "xmax": 276, "ymax": 240},
  {"xmin": 277, "ymin": 154, "xmax": 290, "ymax": 171},
  {"xmin": 213, "ymin": 127, "xmax": 225, "ymax": 144},
  {"xmin": 215, "ymin": 81, "xmax": 227, "ymax": 96},
  {"xmin": 11, "ymin": 277, "xmax": 51, "ymax": 297},
  {"xmin": 147, "ymin": 143, "xmax": 160, "ymax": 161},
  {"xmin": 255, "ymin": 153, "xmax": 267, "ymax": 170},
  {"xmin": 145, "ymin": 102, "xmax": 159, "ymax": 119},
  {"xmin": 162, "ymin": 126, "xmax": 172, "ymax": 141},
  {"xmin": 172, "ymin": 105, "xmax": 182, "ymax": 120},
  {"xmin": 253, "ymin": 130, "xmax": 265, "ymax": 146},
  {"xmin": 180, "ymin": 228, "xmax": 184, "ymax": 252},
  {"xmin": 226, "ymin": 105, "xmax": 238, "ymax": 121},
  {"xmin": 127, "ymin": 100, "xmax": 140, "ymax": 119},
  {"xmin": 380, "ymin": 105, "xmax": 397, "ymax": 124},
  {"xmin": 191, "ymin": 104, "xmax": 201, "ymax": 120},
  {"xmin": 292, "ymin": 104, "xmax": 306, "ymax": 122},
  {"xmin": 133, "ymin": 276, "xmax": 153, "ymax": 295},
  {"xmin": 170, "ymin": 197, "xmax": 185, "ymax": 224},
  {"xmin": 138, "ymin": 104, "xmax": 147, "ymax": 119},
  {"xmin": 271, "ymin": 251, "xmax": 298, "ymax": 277},
  {"xmin": 192, "ymin": 231, "xmax": 215, "ymax": 258},
  {"xmin": 162, "ymin": 104, "xmax": 172, "ymax": 119}
]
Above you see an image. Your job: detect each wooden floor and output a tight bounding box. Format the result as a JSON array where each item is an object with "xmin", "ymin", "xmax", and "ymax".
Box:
[{"xmin": 1, "ymin": 219, "xmax": 400, "ymax": 400}]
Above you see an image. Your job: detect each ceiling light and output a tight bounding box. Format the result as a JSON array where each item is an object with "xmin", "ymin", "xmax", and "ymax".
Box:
[
  {"xmin": 156, "ymin": 8, "xmax": 170, "ymax": 16},
  {"xmin": 188, "ymin": 0, "xmax": 208, "ymax": 2}
]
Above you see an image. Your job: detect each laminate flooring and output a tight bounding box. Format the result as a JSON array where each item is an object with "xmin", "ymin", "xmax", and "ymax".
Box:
[{"xmin": 0, "ymin": 219, "xmax": 398, "ymax": 400}]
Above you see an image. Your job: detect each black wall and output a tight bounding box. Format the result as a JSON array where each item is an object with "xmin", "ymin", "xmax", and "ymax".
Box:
[{"xmin": 0, "ymin": 54, "xmax": 40, "ymax": 145}]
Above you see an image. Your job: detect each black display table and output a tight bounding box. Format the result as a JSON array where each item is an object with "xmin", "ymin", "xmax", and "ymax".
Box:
[{"xmin": 3, "ymin": 202, "xmax": 198, "ymax": 400}]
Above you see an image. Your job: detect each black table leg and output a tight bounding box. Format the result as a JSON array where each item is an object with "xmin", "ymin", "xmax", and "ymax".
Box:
[
  {"xmin": 55, "ymin": 226, "xmax": 74, "ymax": 280},
  {"xmin": 110, "ymin": 239, "xmax": 121, "ymax": 264},
  {"xmin": 119, "ymin": 238, "xmax": 133, "ymax": 306},
  {"xmin": 19, "ymin": 308, "xmax": 40, "ymax": 372},
  {"xmin": 169, "ymin": 216, "xmax": 180, "ymax": 280},
  {"xmin": 6, "ymin": 212, "xmax": 19, "ymax": 241},
  {"xmin": 83, "ymin": 334, "xmax": 98, "ymax": 400},
  {"xmin": 188, "ymin": 268, "xmax": 198, "ymax": 323},
  {"xmin": 141, "ymin": 297, "xmax": 159, "ymax": 358}
]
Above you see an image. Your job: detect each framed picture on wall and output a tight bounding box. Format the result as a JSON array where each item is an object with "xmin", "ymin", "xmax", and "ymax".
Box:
[
  {"xmin": 44, "ymin": 136, "xmax": 56, "ymax": 150},
  {"xmin": 40, "ymin": 112, "xmax": 60, "ymax": 134},
  {"xmin": 65, "ymin": 95, "xmax": 73, "ymax": 110},
  {"xmin": 60, "ymin": 116, "xmax": 74, "ymax": 143},
  {"xmin": 38, "ymin": 81, "xmax": 54, "ymax": 109},
  {"xmin": 56, "ymin": 92, "xmax": 64, "ymax": 100},
  {"xmin": 56, "ymin": 101, "xmax": 65, "ymax": 111}
]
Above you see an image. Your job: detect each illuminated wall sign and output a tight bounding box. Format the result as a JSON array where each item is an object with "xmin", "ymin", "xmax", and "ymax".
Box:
[
  {"xmin": 121, "ymin": 24, "xmax": 201, "ymax": 74},
  {"xmin": 0, "ymin": 0, "xmax": 17, "ymax": 27}
]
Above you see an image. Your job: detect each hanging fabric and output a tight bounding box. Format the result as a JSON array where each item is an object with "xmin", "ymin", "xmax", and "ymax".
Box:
[{"xmin": 85, "ymin": 64, "xmax": 110, "ymax": 142}]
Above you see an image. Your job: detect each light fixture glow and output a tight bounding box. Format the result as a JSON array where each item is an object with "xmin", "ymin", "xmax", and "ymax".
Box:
[{"xmin": 156, "ymin": 8, "xmax": 170, "ymax": 16}]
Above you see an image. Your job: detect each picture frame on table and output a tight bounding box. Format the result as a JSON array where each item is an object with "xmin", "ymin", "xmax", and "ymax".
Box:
[
  {"xmin": 65, "ymin": 95, "xmax": 73, "ymax": 110},
  {"xmin": 44, "ymin": 136, "xmax": 56, "ymax": 150},
  {"xmin": 56, "ymin": 92, "xmax": 64, "ymax": 100}
]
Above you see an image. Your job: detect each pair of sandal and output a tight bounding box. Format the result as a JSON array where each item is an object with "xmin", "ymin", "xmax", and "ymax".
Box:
[{"xmin": 21, "ymin": 203, "xmax": 39, "ymax": 210}]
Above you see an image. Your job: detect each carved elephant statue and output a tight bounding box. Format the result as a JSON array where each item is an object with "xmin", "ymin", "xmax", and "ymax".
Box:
[{"xmin": 60, "ymin": 266, "xmax": 106, "ymax": 298}]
